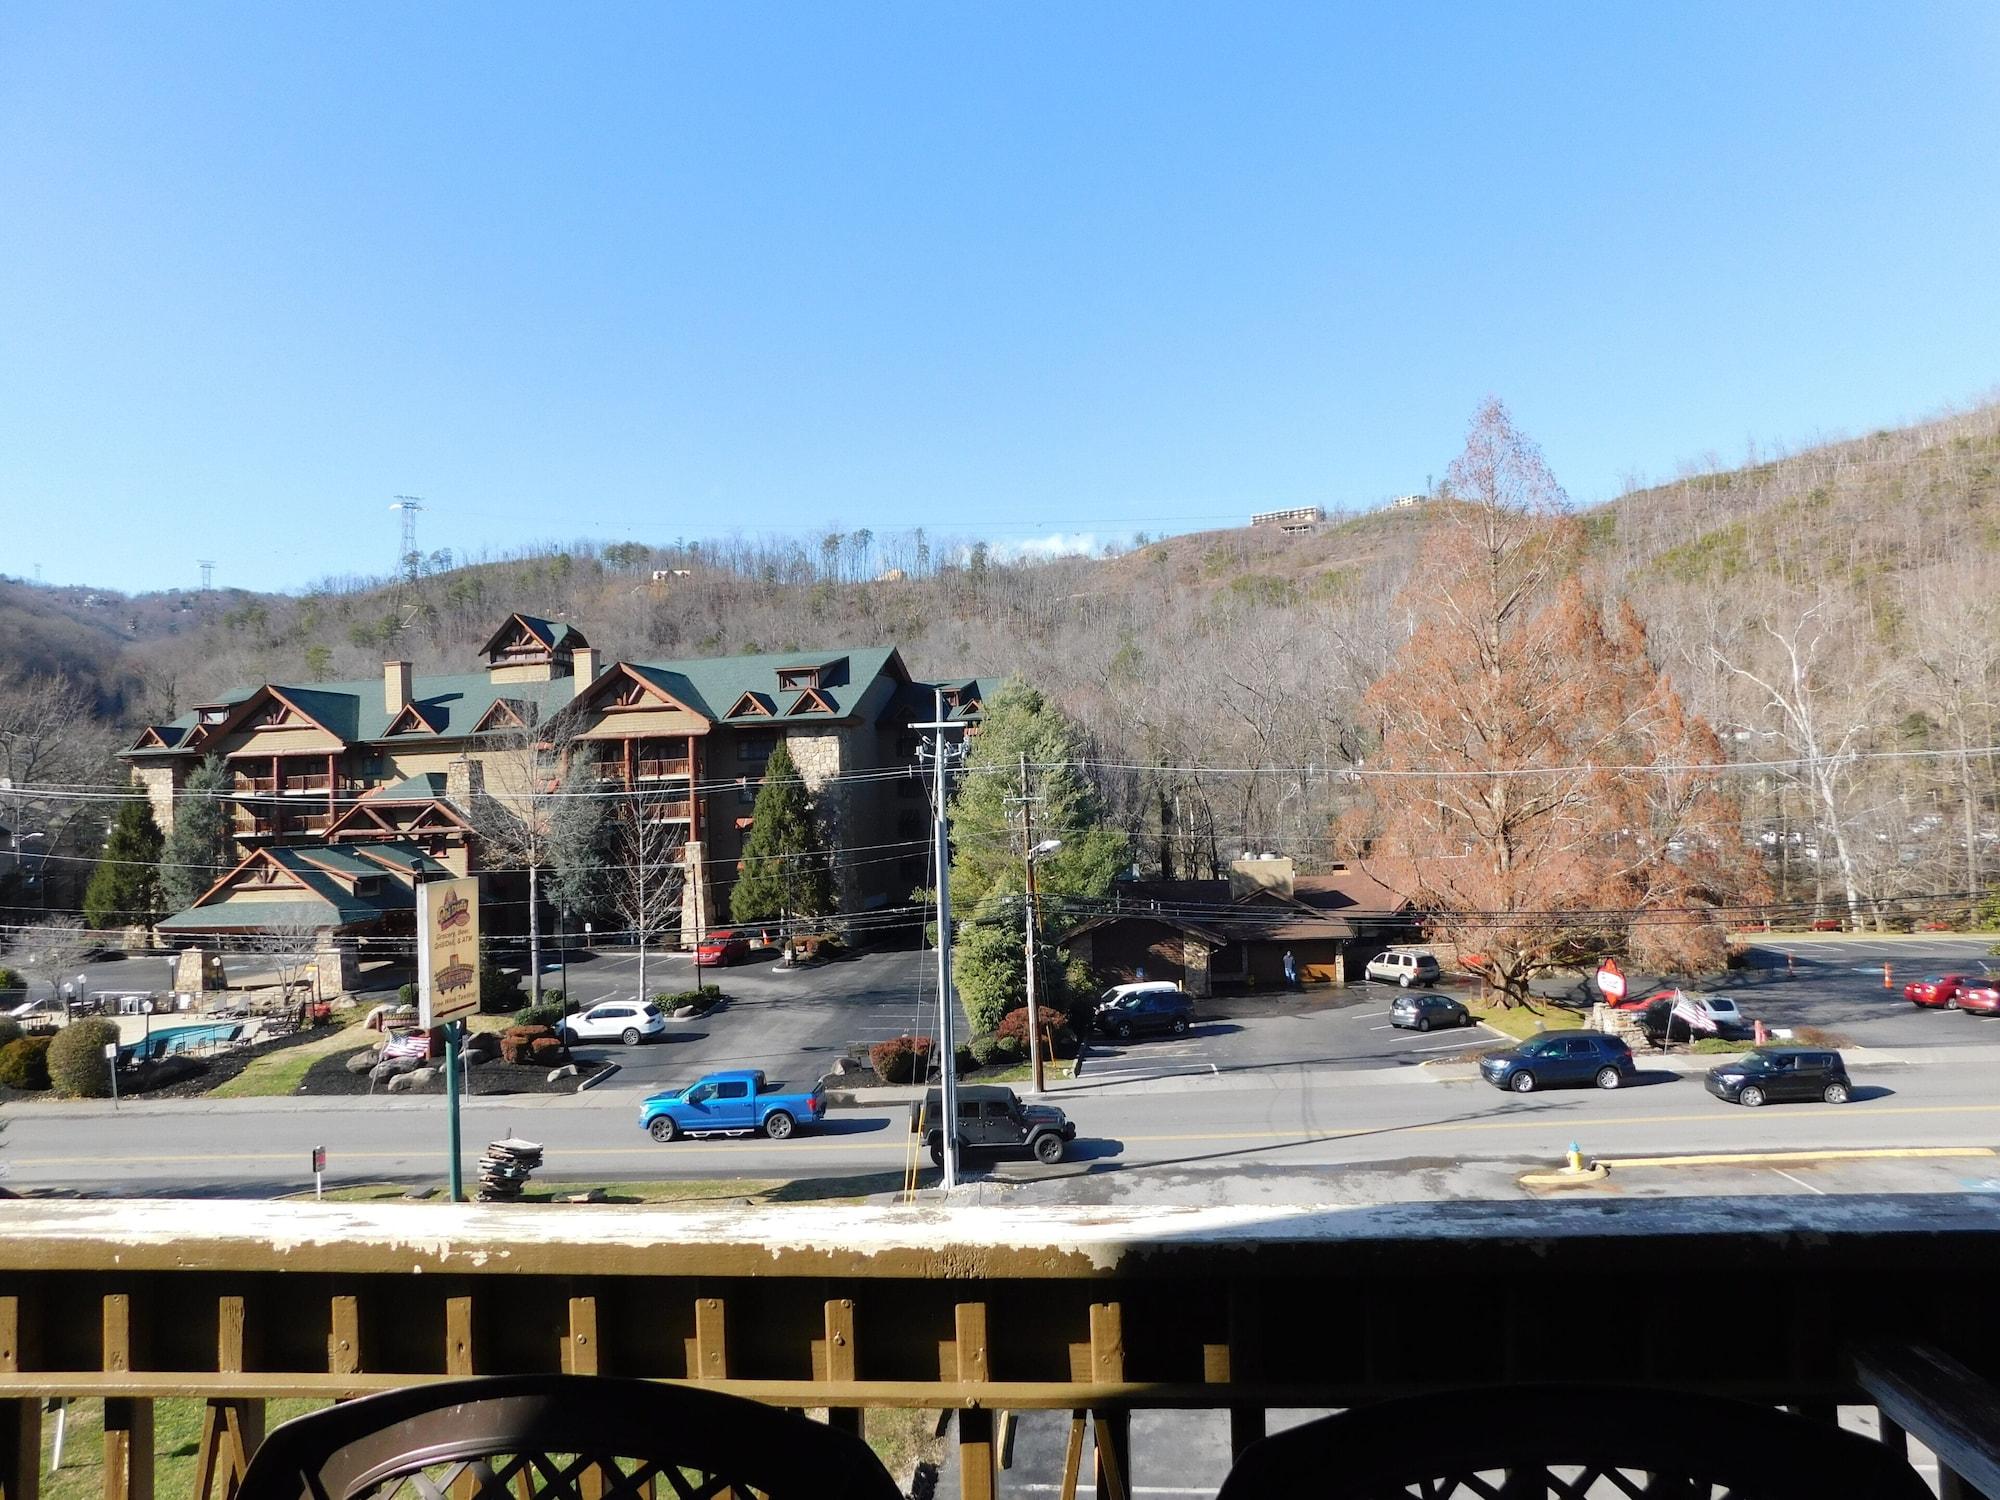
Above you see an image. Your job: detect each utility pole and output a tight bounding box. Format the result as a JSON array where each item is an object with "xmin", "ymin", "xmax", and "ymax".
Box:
[
  {"xmin": 913, "ymin": 690, "xmax": 970, "ymax": 1188},
  {"xmin": 1012, "ymin": 752, "xmax": 1049, "ymax": 1094}
]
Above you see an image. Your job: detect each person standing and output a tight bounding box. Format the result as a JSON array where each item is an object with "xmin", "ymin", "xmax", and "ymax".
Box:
[{"xmin": 1283, "ymin": 950, "xmax": 1298, "ymax": 990}]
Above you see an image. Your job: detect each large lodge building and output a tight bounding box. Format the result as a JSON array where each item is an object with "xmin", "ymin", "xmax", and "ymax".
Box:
[{"xmin": 122, "ymin": 613, "xmax": 985, "ymax": 984}]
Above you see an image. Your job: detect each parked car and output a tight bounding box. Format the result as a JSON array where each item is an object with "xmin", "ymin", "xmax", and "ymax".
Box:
[
  {"xmin": 1364, "ymin": 949, "xmax": 1443, "ymax": 988},
  {"xmin": 1904, "ymin": 973, "xmax": 1981, "ymax": 1009},
  {"xmin": 1480, "ymin": 1031, "xmax": 1636, "ymax": 1093},
  {"xmin": 561, "ymin": 1000, "xmax": 667, "ymax": 1046},
  {"xmin": 1391, "ymin": 993, "xmax": 1473, "ymax": 1032},
  {"xmin": 695, "ymin": 931, "xmax": 750, "ymax": 967},
  {"xmin": 1094, "ymin": 983, "xmax": 1195, "ymax": 1040},
  {"xmin": 639, "ymin": 1070, "xmax": 825, "ymax": 1141},
  {"xmin": 912, "ymin": 1084, "xmax": 1076, "ymax": 1166},
  {"xmin": 1705, "ymin": 1048, "xmax": 1851, "ymax": 1107},
  {"xmin": 1954, "ymin": 976, "xmax": 2000, "ymax": 1015},
  {"xmin": 1638, "ymin": 992, "xmax": 1754, "ymax": 1042}
]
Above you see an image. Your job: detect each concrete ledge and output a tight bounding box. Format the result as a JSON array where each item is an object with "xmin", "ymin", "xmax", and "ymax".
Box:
[{"xmin": 1520, "ymin": 1164, "xmax": 1609, "ymax": 1187}]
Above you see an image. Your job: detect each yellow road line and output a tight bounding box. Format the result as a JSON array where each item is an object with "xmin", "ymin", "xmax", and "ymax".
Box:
[
  {"xmin": 1598, "ymin": 1147, "xmax": 1996, "ymax": 1169},
  {"xmin": 18, "ymin": 1100, "xmax": 2000, "ymax": 1168}
]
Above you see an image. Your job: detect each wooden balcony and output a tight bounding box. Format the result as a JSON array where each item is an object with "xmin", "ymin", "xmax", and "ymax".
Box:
[
  {"xmin": 635, "ymin": 757, "xmax": 693, "ymax": 779},
  {"xmin": 0, "ymin": 1198, "xmax": 1998, "ymax": 1500}
]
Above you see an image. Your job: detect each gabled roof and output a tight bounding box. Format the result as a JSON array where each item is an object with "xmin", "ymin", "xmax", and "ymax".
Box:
[
  {"xmin": 480, "ymin": 612, "xmax": 588, "ymax": 656},
  {"xmin": 383, "ymin": 701, "xmax": 444, "ymax": 736},
  {"xmin": 157, "ymin": 841, "xmax": 448, "ymax": 933},
  {"xmin": 127, "ymin": 725, "xmax": 188, "ymax": 753},
  {"xmin": 1059, "ymin": 912, "xmax": 1235, "ymax": 948},
  {"xmin": 472, "ymin": 697, "xmax": 535, "ymax": 733},
  {"xmin": 726, "ymin": 691, "xmax": 774, "ymax": 718},
  {"xmin": 783, "ymin": 686, "xmax": 837, "ymax": 716},
  {"xmin": 360, "ymin": 772, "xmax": 451, "ymax": 802}
]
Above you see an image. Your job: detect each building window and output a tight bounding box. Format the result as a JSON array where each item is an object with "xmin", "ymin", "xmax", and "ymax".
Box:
[
  {"xmin": 737, "ymin": 734, "xmax": 775, "ymax": 764},
  {"xmin": 777, "ymin": 667, "xmax": 821, "ymax": 692}
]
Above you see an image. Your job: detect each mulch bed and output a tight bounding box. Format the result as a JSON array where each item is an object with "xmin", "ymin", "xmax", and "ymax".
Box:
[
  {"xmin": 0, "ymin": 1023, "xmax": 348, "ymax": 1104},
  {"xmin": 300, "ymin": 1048, "xmax": 611, "ymax": 1097}
]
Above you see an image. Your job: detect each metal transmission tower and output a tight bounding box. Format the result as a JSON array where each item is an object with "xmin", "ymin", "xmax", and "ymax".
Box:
[
  {"xmin": 913, "ymin": 689, "xmax": 971, "ymax": 1189},
  {"xmin": 388, "ymin": 496, "xmax": 425, "ymax": 633},
  {"xmin": 197, "ymin": 560, "xmax": 215, "ymax": 593}
]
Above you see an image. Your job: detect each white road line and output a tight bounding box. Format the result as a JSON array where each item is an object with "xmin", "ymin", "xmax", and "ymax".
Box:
[
  {"xmin": 1771, "ymin": 1167, "xmax": 1828, "ymax": 1196},
  {"xmin": 1356, "ymin": 1011, "xmax": 1390, "ymax": 1018},
  {"xmin": 1369, "ymin": 1025, "xmax": 1395, "ymax": 1031},
  {"xmin": 1411, "ymin": 1037, "xmax": 1483, "ymax": 1052}
]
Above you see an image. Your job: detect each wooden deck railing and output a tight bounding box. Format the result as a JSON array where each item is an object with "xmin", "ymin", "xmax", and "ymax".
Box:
[{"xmin": 3, "ymin": 1199, "xmax": 2000, "ymax": 1500}]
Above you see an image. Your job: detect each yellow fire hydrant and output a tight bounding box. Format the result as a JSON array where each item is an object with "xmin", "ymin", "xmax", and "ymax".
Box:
[{"xmin": 1567, "ymin": 1142, "xmax": 1584, "ymax": 1173}]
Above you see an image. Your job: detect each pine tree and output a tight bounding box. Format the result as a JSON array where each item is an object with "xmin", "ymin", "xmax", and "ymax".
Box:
[
  {"xmin": 729, "ymin": 741, "xmax": 833, "ymax": 926},
  {"xmin": 82, "ymin": 798, "xmax": 166, "ymax": 930},
  {"xmin": 159, "ymin": 755, "xmax": 233, "ymax": 910},
  {"xmin": 943, "ymin": 678, "xmax": 1129, "ymax": 1033}
]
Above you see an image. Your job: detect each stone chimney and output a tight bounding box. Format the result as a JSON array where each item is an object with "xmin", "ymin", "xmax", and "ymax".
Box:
[
  {"xmin": 385, "ymin": 660, "xmax": 413, "ymax": 716},
  {"xmin": 572, "ymin": 644, "xmax": 602, "ymax": 697}
]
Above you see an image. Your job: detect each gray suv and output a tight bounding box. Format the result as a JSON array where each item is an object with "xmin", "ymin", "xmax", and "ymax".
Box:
[{"xmin": 914, "ymin": 1085, "xmax": 1076, "ymax": 1166}]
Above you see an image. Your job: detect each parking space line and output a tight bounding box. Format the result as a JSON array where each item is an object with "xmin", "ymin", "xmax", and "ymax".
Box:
[
  {"xmin": 1771, "ymin": 1167, "xmax": 1827, "ymax": 1195},
  {"xmin": 1411, "ymin": 1037, "xmax": 1483, "ymax": 1052}
]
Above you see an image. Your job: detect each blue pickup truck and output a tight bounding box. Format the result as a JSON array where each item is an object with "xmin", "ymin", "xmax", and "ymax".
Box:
[{"xmin": 639, "ymin": 1070, "xmax": 827, "ymax": 1142}]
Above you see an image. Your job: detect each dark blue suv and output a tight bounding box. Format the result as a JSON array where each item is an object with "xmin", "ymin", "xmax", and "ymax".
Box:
[{"xmin": 1480, "ymin": 1031, "xmax": 1635, "ymax": 1093}]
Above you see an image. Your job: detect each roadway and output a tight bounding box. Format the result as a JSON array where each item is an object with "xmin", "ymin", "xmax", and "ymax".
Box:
[{"xmin": 7, "ymin": 1048, "xmax": 1999, "ymax": 1200}]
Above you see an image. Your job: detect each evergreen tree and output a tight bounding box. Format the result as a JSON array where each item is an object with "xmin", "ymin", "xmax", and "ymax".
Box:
[
  {"xmin": 942, "ymin": 678, "xmax": 1129, "ymax": 1033},
  {"xmin": 82, "ymin": 799, "xmax": 166, "ymax": 930},
  {"xmin": 159, "ymin": 755, "xmax": 232, "ymax": 910},
  {"xmin": 729, "ymin": 741, "xmax": 833, "ymax": 926}
]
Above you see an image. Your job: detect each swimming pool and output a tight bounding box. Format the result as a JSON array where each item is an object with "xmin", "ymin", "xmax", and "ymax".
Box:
[{"xmin": 123, "ymin": 1022, "xmax": 246, "ymax": 1062}]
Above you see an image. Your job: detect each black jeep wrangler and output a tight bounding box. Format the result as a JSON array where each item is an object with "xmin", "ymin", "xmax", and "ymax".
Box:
[{"xmin": 912, "ymin": 1084, "xmax": 1076, "ymax": 1166}]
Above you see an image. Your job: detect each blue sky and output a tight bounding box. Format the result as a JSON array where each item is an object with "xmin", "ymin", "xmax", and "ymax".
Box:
[{"xmin": 4, "ymin": 4, "xmax": 1997, "ymax": 594}]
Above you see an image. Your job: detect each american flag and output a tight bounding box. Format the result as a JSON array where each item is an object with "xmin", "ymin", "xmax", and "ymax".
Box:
[
  {"xmin": 382, "ymin": 1033, "xmax": 431, "ymax": 1062},
  {"xmin": 1670, "ymin": 992, "xmax": 1717, "ymax": 1034}
]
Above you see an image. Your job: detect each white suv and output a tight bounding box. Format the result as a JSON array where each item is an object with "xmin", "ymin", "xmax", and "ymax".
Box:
[
  {"xmin": 1364, "ymin": 949, "xmax": 1442, "ymax": 988},
  {"xmin": 561, "ymin": 1001, "xmax": 668, "ymax": 1046}
]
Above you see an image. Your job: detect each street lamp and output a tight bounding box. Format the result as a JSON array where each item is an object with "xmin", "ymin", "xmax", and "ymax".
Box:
[{"xmin": 1025, "ymin": 838, "xmax": 1062, "ymax": 1094}]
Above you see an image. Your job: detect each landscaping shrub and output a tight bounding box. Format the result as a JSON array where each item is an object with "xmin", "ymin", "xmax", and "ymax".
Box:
[
  {"xmin": 528, "ymin": 1036, "xmax": 567, "ymax": 1066},
  {"xmin": 997, "ymin": 1005, "xmax": 1077, "ymax": 1059},
  {"xmin": 654, "ymin": 986, "xmax": 722, "ymax": 1015},
  {"xmin": 0, "ymin": 967, "xmax": 23, "ymax": 990},
  {"xmin": 0, "ymin": 1035, "xmax": 52, "ymax": 1091},
  {"xmin": 397, "ymin": 982, "xmax": 419, "ymax": 1006},
  {"xmin": 954, "ymin": 1043, "xmax": 976, "ymax": 1077},
  {"xmin": 969, "ymin": 1036, "xmax": 1006, "ymax": 1068},
  {"xmin": 0, "ymin": 1018, "xmax": 22, "ymax": 1050},
  {"xmin": 868, "ymin": 1034, "xmax": 933, "ymax": 1084},
  {"xmin": 48, "ymin": 1018, "xmax": 120, "ymax": 1098},
  {"xmin": 500, "ymin": 1025, "xmax": 557, "ymax": 1066},
  {"xmin": 513, "ymin": 997, "xmax": 579, "ymax": 1029},
  {"xmin": 993, "ymin": 1033, "xmax": 1023, "ymax": 1060}
]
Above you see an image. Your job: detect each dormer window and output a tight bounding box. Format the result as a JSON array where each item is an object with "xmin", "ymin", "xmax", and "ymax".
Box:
[
  {"xmin": 198, "ymin": 706, "xmax": 228, "ymax": 726},
  {"xmin": 777, "ymin": 666, "xmax": 822, "ymax": 692}
]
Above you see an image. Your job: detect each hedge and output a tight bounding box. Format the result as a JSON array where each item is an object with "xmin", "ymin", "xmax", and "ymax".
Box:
[
  {"xmin": 997, "ymin": 1005, "xmax": 1077, "ymax": 1059},
  {"xmin": 0, "ymin": 967, "xmax": 23, "ymax": 990},
  {"xmin": 513, "ymin": 996, "xmax": 579, "ymax": 1030},
  {"xmin": 0, "ymin": 1035, "xmax": 52, "ymax": 1091},
  {"xmin": 868, "ymin": 1034, "xmax": 933, "ymax": 1084},
  {"xmin": 49, "ymin": 1018, "xmax": 121, "ymax": 1098},
  {"xmin": 500, "ymin": 1025, "xmax": 566, "ymax": 1066},
  {"xmin": 0, "ymin": 1018, "xmax": 22, "ymax": 1051}
]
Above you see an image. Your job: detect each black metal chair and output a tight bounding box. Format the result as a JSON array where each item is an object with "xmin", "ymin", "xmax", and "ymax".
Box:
[
  {"xmin": 1213, "ymin": 1384, "xmax": 1933, "ymax": 1499},
  {"xmin": 236, "ymin": 1374, "xmax": 903, "ymax": 1500}
]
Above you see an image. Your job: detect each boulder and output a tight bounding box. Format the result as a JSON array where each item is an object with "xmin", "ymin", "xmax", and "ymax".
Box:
[
  {"xmin": 464, "ymin": 1051, "xmax": 495, "ymax": 1067},
  {"xmin": 672, "ymin": 1005, "xmax": 699, "ymax": 1020},
  {"xmin": 559, "ymin": 1187, "xmax": 607, "ymax": 1204},
  {"xmin": 830, "ymin": 1055, "xmax": 863, "ymax": 1076},
  {"xmin": 384, "ymin": 1072, "xmax": 419, "ymax": 1093},
  {"xmin": 345, "ymin": 1050, "xmax": 381, "ymax": 1075},
  {"xmin": 547, "ymin": 1063, "xmax": 579, "ymax": 1082},
  {"xmin": 406, "ymin": 1066, "xmax": 438, "ymax": 1087}
]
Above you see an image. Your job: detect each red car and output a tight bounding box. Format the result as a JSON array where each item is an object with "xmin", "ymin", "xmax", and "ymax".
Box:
[
  {"xmin": 1956, "ymin": 976, "xmax": 2000, "ymax": 1015},
  {"xmin": 1904, "ymin": 973, "xmax": 1981, "ymax": 1009},
  {"xmin": 695, "ymin": 931, "xmax": 750, "ymax": 967}
]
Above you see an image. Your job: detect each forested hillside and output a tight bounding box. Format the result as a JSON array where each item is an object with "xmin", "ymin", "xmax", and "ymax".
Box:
[{"xmin": 6, "ymin": 399, "xmax": 1999, "ymax": 920}]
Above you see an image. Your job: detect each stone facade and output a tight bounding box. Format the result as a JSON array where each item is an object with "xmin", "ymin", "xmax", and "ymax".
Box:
[
  {"xmin": 134, "ymin": 765, "xmax": 178, "ymax": 836},
  {"xmin": 784, "ymin": 731, "xmax": 859, "ymax": 911}
]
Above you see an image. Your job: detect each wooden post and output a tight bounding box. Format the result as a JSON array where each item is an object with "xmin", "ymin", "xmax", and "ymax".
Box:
[
  {"xmin": 956, "ymin": 1304, "xmax": 995, "ymax": 1500},
  {"xmin": 822, "ymin": 1299, "xmax": 863, "ymax": 1438},
  {"xmin": 328, "ymin": 1296, "xmax": 360, "ymax": 1378},
  {"xmin": 0, "ymin": 1298, "xmax": 39, "ymax": 1500},
  {"xmin": 1225, "ymin": 1285, "xmax": 1264, "ymax": 1459},
  {"xmin": 564, "ymin": 1298, "xmax": 604, "ymax": 1500},
  {"xmin": 1088, "ymin": 1304, "xmax": 1128, "ymax": 1500},
  {"xmin": 102, "ymin": 1295, "xmax": 154, "ymax": 1500},
  {"xmin": 193, "ymin": 1297, "xmax": 264, "ymax": 1500}
]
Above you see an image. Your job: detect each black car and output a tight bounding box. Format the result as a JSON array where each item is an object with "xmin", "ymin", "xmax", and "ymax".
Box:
[
  {"xmin": 913, "ymin": 1085, "xmax": 1076, "ymax": 1166},
  {"xmin": 1480, "ymin": 1031, "xmax": 1636, "ymax": 1093},
  {"xmin": 1391, "ymin": 993, "xmax": 1473, "ymax": 1032},
  {"xmin": 1705, "ymin": 1049, "xmax": 1852, "ymax": 1107},
  {"xmin": 1094, "ymin": 985, "xmax": 1196, "ymax": 1040}
]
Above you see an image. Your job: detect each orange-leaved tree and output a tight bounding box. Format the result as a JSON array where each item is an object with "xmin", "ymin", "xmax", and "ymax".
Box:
[{"xmin": 1342, "ymin": 399, "xmax": 1761, "ymax": 1007}]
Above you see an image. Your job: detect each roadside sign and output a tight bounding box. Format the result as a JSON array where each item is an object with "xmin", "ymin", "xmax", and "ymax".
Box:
[
  {"xmin": 312, "ymin": 1145, "xmax": 326, "ymax": 1200},
  {"xmin": 417, "ymin": 877, "xmax": 482, "ymax": 1027},
  {"xmin": 311, "ymin": 1146, "xmax": 326, "ymax": 1173},
  {"xmin": 1596, "ymin": 959, "xmax": 1626, "ymax": 1002},
  {"xmin": 101, "ymin": 1042, "xmax": 118, "ymax": 1060}
]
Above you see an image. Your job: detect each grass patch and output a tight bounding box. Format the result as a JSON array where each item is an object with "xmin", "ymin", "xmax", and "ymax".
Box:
[
  {"xmin": 975, "ymin": 1058, "xmax": 1078, "ymax": 1085},
  {"xmin": 205, "ymin": 1018, "xmax": 373, "ymax": 1099},
  {"xmin": 37, "ymin": 1397, "xmax": 326, "ymax": 1500},
  {"xmin": 864, "ymin": 1406, "xmax": 944, "ymax": 1487},
  {"xmin": 1464, "ymin": 1001, "xmax": 1586, "ymax": 1041}
]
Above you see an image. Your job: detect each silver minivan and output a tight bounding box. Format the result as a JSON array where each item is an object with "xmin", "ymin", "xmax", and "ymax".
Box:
[{"xmin": 1365, "ymin": 949, "xmax": 1442, "ymax": 988}]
